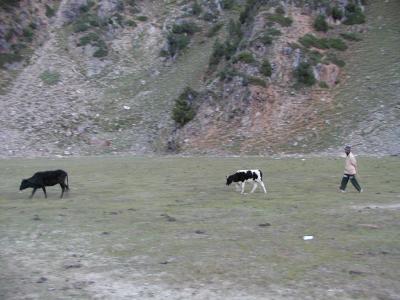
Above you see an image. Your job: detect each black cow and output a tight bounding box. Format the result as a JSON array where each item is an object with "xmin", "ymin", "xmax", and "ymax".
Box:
[
  {"xmin": 20, "ymin": 170, "xmax": 69, "ymax": 199},
  {"xmin": 226, "ymin": 169, "xmax": 267, "ymax": 194}
]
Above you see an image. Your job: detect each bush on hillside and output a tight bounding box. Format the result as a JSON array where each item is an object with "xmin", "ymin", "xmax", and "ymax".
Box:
[
  {"xmin": 45, "ymin": 4, "xmax": 56, "ymax": 17},
  {"xmin": 0, "ymin": 52, "xmax": 23, "ymax": 68},
  {"xmin": 268, "ymin": 14, "xmax": 293, "ymax": 27},
  {"xmin": 313, "ymin": 15, "xmax": 328, "ymax": 32},
  {"xmin": 166, "ymin": 33, "xmax": 190, "ymax": 57},
  {"xmin": 40, "ymin": 70, "xmax": 61, "ymax": 85},
  {"xmin": 260, "ymin": 59, "xmax": 272, "ymax": 77},
  {"xmin": 331, "ymin": 6, "xmax": 343, "ymax": 21},
  {"xmin": 259, "ymin": 34, "xmax": 273, "ymax": 46},
  {"xmin": 343, "ymin": 4, "xmax": 366, "ymax": 25},
  {"xmin": 247, "ymin": 76, "xmax": 267, "ymax": 87},
  {"xmin": 275, "ymin": 6, "xmax": 285, "ymax": 15},
  {"xmin": 299, "ymin": 34, "xmax": 347, "ymax": 51},
  {"xmin": 221, "ymin": 0, "xmax": 234, "ymax": 9},
  {"xmin": 327, "ymin": 38, "xmax": 347, "ymax": 51},
  {"xmin": 234, "ymin": 51, "xmax": 255, "ymax": 64},
  {"xmin": 340, "ymin": 32, "xmax": 362, "ymax": 41},
  {"xmin": 191, "ymin": 1, "xmax": 202, "ymax": 15},
  {"xmin": 172, "ymin": 87, "xmax": 198, "ymax": 127},
  {"xmin": 206, "ymin": 22, "xmax": 223, "ymax": 37},
  {"xmin": 295, "ymin": 62, "xmax": 316, "ymax": 86},
  {"xmin": 136, "ymin": 15, "xmax": 148, "ymax": 22},
  {"xmin": 209, "ymin": 40, "xmax": 225, "ymax": 67},
  {"xmin": 172, "ymin": 21, "xmax": 200, "ymax": 35}
]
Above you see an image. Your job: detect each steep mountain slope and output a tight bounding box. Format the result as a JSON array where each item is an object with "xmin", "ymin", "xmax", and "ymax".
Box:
[{"xmin": 0, "ymin": 0, "xmax": 398, "ymax": 157}]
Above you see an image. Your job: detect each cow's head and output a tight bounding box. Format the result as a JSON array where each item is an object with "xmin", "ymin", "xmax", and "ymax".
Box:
[
  {"xmin": 19, "ymin": 179, "xmax": 31, "ymax": 190},
  {"xmin": 226, "ymin": 175, "xmax": 233, "ymax": 186}
]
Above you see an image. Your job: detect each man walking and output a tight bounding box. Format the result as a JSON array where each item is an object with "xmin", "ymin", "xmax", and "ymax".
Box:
[{"xmin": 340, "ymin": 145, "xmax": 363, "ymax": 193}]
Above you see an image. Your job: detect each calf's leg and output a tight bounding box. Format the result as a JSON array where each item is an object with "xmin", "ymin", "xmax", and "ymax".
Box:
[
  {"xmin": 30, "ymin": 188, "xmax": 37, "ymax": 199},
  {"xmin": 240, "ymin": 182, "xmax": 246, "ymax": 194},
  {"xmin": 259, "ymin": 181, "xmax": 267, "ymax": 193},
  {"xmin": 42, "ymin": 186, "xmax": 47, "ymax": 198},
  {"xmin": 60, "ymin": 183, "xmax": 66, "ymax": 198},
  {"xmin": 250, "ymin": 182, "xmax": 258, "ymax": 193}
]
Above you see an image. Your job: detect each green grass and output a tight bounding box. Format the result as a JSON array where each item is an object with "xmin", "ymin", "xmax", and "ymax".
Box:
[
  {"xmin": 0, "ymin": 157, "xmax": 399, "ymax": 299},
  {"xmin": 340, "ymin": 32, "xmax": 363, "ymax": 41},
  {"xmin": 299, "ymin": 34, "xmax": 347, "ymax": 51},
  {"xmin": 40, "ymin": 70, "xmax": 61, "ymax": 85},
  {"xmin": 267, "ymin": 14, "xmax": 293, "ymax": 27}
]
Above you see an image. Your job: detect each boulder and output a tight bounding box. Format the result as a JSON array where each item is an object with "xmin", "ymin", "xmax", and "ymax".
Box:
[{"xmin": 313, "ymin": 63, "xmax": 340, "ymax": 87}]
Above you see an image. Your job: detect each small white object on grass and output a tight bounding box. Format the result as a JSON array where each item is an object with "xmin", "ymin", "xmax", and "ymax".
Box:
[{"xmin": 303, "ymin": 235, "xmax": 314, "ymax": 240}]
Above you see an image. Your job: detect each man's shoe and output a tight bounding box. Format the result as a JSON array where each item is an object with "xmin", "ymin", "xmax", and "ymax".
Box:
[
  {"xmin": 340, "ymin": 189, "xmax": 346, "ymax": 193},
  {"xmin": 359, "ymin": 189, "xmax": 363, "ymax": 193}
]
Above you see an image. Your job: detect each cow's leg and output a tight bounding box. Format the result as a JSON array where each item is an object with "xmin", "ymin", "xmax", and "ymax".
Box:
[
  {"xmin": 240, "ymin": 182, "xmax": 246, "ymax": 194},
  {"xmin": 60, "ymin": 184, "xmax": 65, "ymax": 198},
  {"xmin": 250, "ymin": 182, "xmax": 258, "ymax": 193},
  {"xmin": 42, "ymin": 186, "xmax": 47, "ymax": 198},
  {"xmin": 30, "ymin": 188, "xmax": 37, "ymax": 199},
  {"xmin": 259, "ymin": 181, "xmax": 267, "ymax": 193}
]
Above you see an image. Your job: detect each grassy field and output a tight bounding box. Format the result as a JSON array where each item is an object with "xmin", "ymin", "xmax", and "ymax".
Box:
[{"xmin": 0, "ymin": 156, "xmax": 399, "ymax": 299}]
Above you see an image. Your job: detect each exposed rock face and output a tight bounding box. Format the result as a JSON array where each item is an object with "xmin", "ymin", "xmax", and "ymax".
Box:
[
  {"xmin": 313, "ymin": 63, "xmax": 340, "ymax": 87},
  {"xmin": 97, "ymin": 0, "xmax": 123, "ymax": 19},
  {"xmin": 61, "ymin": 0, "xmax": 88, "ymax": 23}
]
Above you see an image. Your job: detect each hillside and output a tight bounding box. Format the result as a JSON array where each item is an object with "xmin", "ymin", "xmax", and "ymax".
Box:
[{"xmin": 0, "ymin": 0, "xmax": 398, "ymax": 157}]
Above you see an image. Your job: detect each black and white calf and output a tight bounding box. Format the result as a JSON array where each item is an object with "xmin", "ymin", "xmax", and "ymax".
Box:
[{"xmin": 226, "ymin": 169, "xmax": 267, "ymax": 194}]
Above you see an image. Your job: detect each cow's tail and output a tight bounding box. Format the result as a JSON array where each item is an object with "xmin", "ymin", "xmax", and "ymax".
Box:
[{"xmin": 259, "ymin": 169, "xmax": 263, "ymax": 181}]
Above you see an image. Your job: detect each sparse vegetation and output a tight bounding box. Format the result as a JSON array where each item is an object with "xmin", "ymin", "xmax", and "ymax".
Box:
[
  {"xmin": 239, "ymin": 1, "xmax": 254, "ymax": 24},
  {"xmin": 343, "ymin": 3, "xmax": 366, "ymax": 25},
  {"xmin": 234, "ymin": 51, "xmax": 255, "ymax": 64},
  {"xmin": 331, "ymin": 6, "xmax": 343, "ymax": 21},
  {"xmin": 206, "ymin": 22, "xmax": 223, "ymax": 37},
  {"xmin": 266, "ymin": 28, "xmax": 282, "ymax": 36},
  {"xmin": 259, "ymin": 34, "xmax": 273, "ymax": 45},
  {"xmin": 260, "ymin": 59, "xmax": 272, "ymax": 77},
  {"xmin": 172, "ymin": 87, "xmax": 198, "ymax": 126},
  {"xmin": 125, "ymin": 19, "xmax": 137, "ymax": 27},
  {"xmin": 307, "ymin": 50, "xmax": 323, "ymax": 65},
  {"xmin": 219, "ymin": 66, "xmax": 240, "ymax": 81},
  {"xmin": 22, "ymin": 28, "xmax": 34, "ymax": 42},
  {"xmin": 268, "ymin": 14, "xmax": 293, "ymax": 27},
  {"xmin": 299, "ymin": 34, "xmax": 347, "ymax": 51},
  {"xmin": 77, "ymin": 32, "xmax": 100, "ymax": 46},
  {"xmin": 221, "ymin": 0, "xmax": 234, "ymax": 9},
  {"xmin": 324, "ymin": 52, "xmax": 345, "ymax": 67},
  {"xmin": 209, "ymin": 40, "xmax": 225, "ymax": 67},
  {"xmin": 319, "ymin": 81, "xmax": 329, "ymax": 88},
  {"xmin": 164, "ymin": 33, "xmax": 190, "ymax": 57},
  {"xmin": 172, "ymin": 22, "xmax": 200, "ymax": 35},
  {"xmin": 45, "ymin": 4, "xmax": 56, "ymax": 18},
  {"xmin": 275, "ymin": 6, "xmax": 285, "ymax": 15},
  {"xmin": 136, "ymin": 15, "xmax": 148, "ymax": 22},
  {"xmin": 295, "ymin": 62, "xmax": 316, "ymax": 86},
  {"xmin": 340, "ymin": 32, "xmax": 362, "ymax": 41},
  {"xmin": 0, "ymin": 52, "xmax": 23, "ymax": 68},
  {"xmin": 191, "ymin": 1, "xmax": 202, "ymax": 15},
  {"xmin": 313, "ymin": 15, "xmax": 328, "ymax": 32},
  {"xmin": 40, "ymin": 70, "xmax": 61, "ymax": 85},
  {"xmin": 247, "ymin": 76, "xmax": 267, "ymax": 87},
  {"xmin": 327, "ymin": 38, "xmax": 347, "ymax": 51}
]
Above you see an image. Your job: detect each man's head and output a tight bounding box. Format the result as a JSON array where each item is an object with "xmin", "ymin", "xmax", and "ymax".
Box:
[{"xmin": 344, "ymin": 145, "xmax": 351, "ymax": 155}]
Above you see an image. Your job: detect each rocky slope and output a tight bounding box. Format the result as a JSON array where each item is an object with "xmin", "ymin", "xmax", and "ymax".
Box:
[{"xmin": 0, "ymin": 0, "xmax": 398, "ymax": 157}]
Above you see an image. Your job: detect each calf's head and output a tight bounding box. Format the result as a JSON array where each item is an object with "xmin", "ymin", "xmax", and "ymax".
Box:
[
  {"xmin": 19, "ymin": 179, "xmax": 32, "ymax": 190},
  {"xmin": 226, "ymin": 175, "xmax": 233, "ymax": 186}
]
